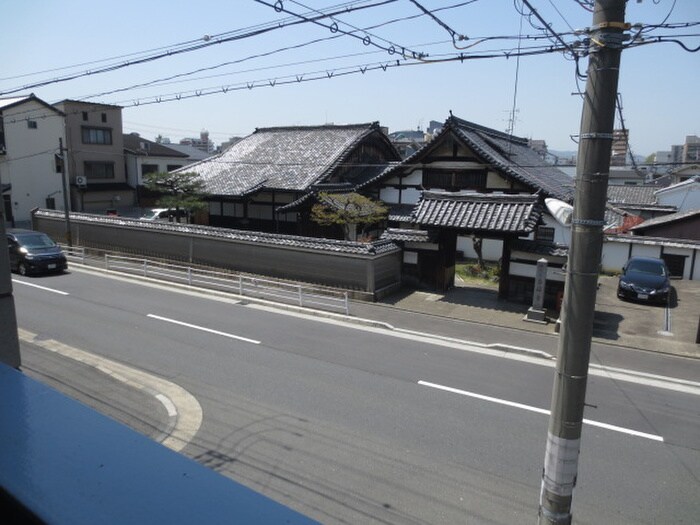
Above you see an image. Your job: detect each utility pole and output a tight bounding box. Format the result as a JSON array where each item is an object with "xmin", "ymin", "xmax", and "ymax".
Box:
[
  {"xmin": 59, "ymin": 137, "xmax": 72, "ymax": 246},
  {"xmin": 0, "ymin": 205, "xmax": 21, "ymax": 368},
  {"xmin": 538, "ymin": 1, "xmax": 627, "ymax": 524}
]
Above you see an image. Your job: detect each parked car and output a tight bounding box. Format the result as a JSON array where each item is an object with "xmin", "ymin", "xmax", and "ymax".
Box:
[
  {"xmin": 617, "ymin": 256, "xmax": 670, "ymax": 304},
  {"xmin": 140, "ymin": 208, "xmax": 188, "ymax": 222},
  {"xmin": 6, "ymin": 229, "xmax": 67, "ymax": 276}
]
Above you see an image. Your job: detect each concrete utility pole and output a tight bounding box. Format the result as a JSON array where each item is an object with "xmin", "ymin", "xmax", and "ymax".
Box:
[
  {"xmin": 0, "ymin": 206, "xmax": 21, "ymax": 368},
  {"xmin": 538, "ymin": 1, "xmax": 627, "ymax": 524},
  {"xmin": 59, "ymin": 137, "xmax": 73, "ymax": 246}
]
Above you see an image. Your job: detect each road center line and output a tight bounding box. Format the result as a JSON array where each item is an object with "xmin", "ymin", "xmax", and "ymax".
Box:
[
  {"xmin": 12, "ymin": 279, "xmax": 69, "ymax": 295},
  {"xmin": 418, "ymin": 380, "xmax": 664, "ymax": 442},
  {"xmin": 147, "ymin": 314, "xmax": 261, "ymax": 344}
]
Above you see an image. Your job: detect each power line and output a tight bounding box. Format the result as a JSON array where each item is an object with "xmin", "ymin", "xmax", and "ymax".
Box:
[
  {"xmin": 254, "ymin": 0, "xmax": 428, "ymax": 59},
  {"xmin": 0, "ymin": 1, "xmax": 395, "ymax": 97},
  {"xmin": 105, "ymin": 44, "xmax": 567, "ymax": 109},
  {"xmin": 407, "ymin": 0, "xmax": 465, "ymax": 42}
]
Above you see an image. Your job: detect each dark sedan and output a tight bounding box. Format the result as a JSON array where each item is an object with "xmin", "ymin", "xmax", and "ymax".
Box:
[
  {"xmin": 617, "ymin": 256, "xmax": 670, "ymax": 304},
  {"xmin": 6, "ymin": 229, "xmax": 68, "ymax": 276}
]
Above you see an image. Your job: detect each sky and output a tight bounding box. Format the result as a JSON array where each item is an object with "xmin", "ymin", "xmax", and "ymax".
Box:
[{"xmin": 2, "ymin": 1, "xmax": 698, "ymax": 156}]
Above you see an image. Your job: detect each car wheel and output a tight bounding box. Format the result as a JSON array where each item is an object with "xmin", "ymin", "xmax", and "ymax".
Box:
[{"xmin": 18, "ymin": 263, "xmax": 28, "ymax": 276}]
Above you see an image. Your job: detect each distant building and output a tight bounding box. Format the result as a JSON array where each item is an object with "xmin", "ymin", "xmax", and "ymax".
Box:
[
  {"xmin": 218, "ymin": 136, "xmax": 242, "ymax": 153},
  {"xmin": 683, "ymin": 135, "xmax": 700, "ymax": 163},
  {"xmin": 610, "ymin": 128, "xmax": 629, "ymax": 166},
  {"xmin": 179, "ymin": 130, "xmax": 214, "ymax": 154}
]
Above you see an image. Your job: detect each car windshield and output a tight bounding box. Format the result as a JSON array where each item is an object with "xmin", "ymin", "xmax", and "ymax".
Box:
[
  {"xmin": 627, "ymin": 260, "xmax": 666, "ymax": 276},
  {"xmin": 141, "ymin": 210, "xmax": 162, "ymax": 220},
  {"xmin": 17, "ymin": 233, "xmax": 56, "ymax": 249}
]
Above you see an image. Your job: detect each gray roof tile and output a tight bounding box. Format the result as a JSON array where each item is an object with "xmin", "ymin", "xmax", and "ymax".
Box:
[
  {"xmin": 177, "ymin": 123, "xmax": 387, "ymax": 196},
  {"xmin": 420, "ymin": 117, "xmax": 574, "ymax": 201},
  {"xmin": 413, "ymin": 191, "xmax": 542, "ymax": 234}
]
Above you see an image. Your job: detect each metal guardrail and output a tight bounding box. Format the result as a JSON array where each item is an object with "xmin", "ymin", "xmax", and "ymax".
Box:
[{"xmin": 61, "ymin": 246, "xmax": 349, "ymax": 315}]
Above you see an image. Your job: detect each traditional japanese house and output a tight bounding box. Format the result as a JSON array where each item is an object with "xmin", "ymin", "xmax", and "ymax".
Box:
[
  {"xmin": 378, "ymin": 114, "xmax": 575, "ymax": 301},
  {"xmin": 177, "ymin": 122, "xmax": 401, "ymax": 237}
]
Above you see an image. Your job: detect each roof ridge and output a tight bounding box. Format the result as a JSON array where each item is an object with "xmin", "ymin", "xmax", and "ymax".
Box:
[
  {"xmin": 448, "ymin": 115, "xmax": 529, "ymax": 145},
  {"xmin": 254, "ymin": 122, "xmax": 378, "ymax": 133}
]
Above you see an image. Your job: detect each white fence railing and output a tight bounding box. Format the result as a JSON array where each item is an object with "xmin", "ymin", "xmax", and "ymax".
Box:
[{"xmin": 61, "ymin": 247, "xmax": 349, "ymax": 314}]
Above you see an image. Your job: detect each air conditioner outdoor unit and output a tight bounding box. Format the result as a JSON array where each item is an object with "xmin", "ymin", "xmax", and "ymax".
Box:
[{"xmin": 75, "ymin": 175, "xmax": 88, "ymax": 188}]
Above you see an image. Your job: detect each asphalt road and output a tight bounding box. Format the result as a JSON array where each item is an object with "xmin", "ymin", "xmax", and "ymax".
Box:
[{"xmin": 13, "ymin": 269, "xmax": 700, "ymax": 524}]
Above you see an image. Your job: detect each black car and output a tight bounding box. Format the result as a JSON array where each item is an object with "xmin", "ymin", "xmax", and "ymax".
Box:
[
  {"xmin": 6, "ymin": 229, "xmax": 68, "ymax": 276},
  {"xmin": 617, "ymin": 256, "xmax": 670, "ymax": 304}
]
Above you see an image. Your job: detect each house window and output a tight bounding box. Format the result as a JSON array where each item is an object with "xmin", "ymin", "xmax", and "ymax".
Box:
[
  {"xmin": 84, "ymin": 161, "xmax": 115, "ymax": 179},
  {"xmin": 81, "ymin": 127, "xmax": 113, "ymax": 145},
  {"xmin": 167, "ymin": 164, "xmax": 183, "ymax": 172},
  {"xmin": 82, "ymin": 111, "xmax": 88, "ymax": 121},
  {"xmin": 423, "ymin": 169, "xmax": 487, "ymax": 191},
  {"xmin": 141, "ymin": 164, "xmax": 158, "ymax": 177},
  {"xmin": 27, "ymin": 120, "xmax": 37, "ymax": 129},
  {"xmin": 536, "ymin": 226, "xmax": 555, "ymax": 243},
  {"xmin": 101, "ymin": 113, "xmax": 107, "ymax": 123}
]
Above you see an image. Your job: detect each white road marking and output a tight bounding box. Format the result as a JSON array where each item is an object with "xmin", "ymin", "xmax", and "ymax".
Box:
[
  {"xmin": 147, "ymin": 314, "xmax": 261, "ymax": 345},
  {"xmin": 18, "ymin": 327, "xmax": 202, "ymax": 452},
  {"xmin": 156, "ymin": 393, "xmax": 178, "ymax": 418},
  {"xmin": 12, "ymin": 279, "xmax": 69, "ymax": 295},
  {"xmin": 418, "ymin": 380, "xmax": 665, "ymax": 442}
]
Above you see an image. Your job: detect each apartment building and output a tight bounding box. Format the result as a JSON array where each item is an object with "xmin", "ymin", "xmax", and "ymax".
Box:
[{"xmin": 54, "ymin": 99, "xmax": 135, "ymax": 212}]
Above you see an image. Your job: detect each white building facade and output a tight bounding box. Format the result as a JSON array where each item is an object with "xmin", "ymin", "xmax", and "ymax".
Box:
[{"xmin": 0, "ymin": 95, "xmax": 67, "ymax": 226}]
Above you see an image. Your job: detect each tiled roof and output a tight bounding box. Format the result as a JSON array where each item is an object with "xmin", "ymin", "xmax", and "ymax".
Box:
[
  {"xmin": 605, "ymin": 234, "xmax": 700, "ymax": 250},
  {"xmin": 177, "ymin": 123, "xmax": 387, "ymax": 196},
  {"xmin": 511, "ymin": 239, "xmax": 569, "ymax": 257},
  {"xmin": 606, "ymin": 185, "xmax": 658, "ymax": 205},
  {"xmin": 387, "ymin": 203, "xmax": 416, "ymax": 223},
  {"xmin": 431, "ymin": 116, "xmax": 574, "ymax": 201},
  {"xmin": 380, "ymin": 228, "xmax": 435, "ymax": 243},
  {"xmin": 413, "ymin": 191, "xmax": 542, "ymax": 234},
  {"xmin": 123, "ymin": 134, "xmax": 188, "ymax": 158},
  {"xmin": 630, "ymin": 208, "xmax": 700, "ymax": 231},
  {"xmin": 34, "ymin": 209, "xmax": 400, "ymax": 255}
]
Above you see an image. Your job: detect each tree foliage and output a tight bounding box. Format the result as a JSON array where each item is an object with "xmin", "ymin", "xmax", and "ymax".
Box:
[
  {"xmin": 310, "ymin": 192, "xmax": 388, "ymax": 241},
  {"xmin": 143, "ymin": 171, "xmax": 207, "ymax": 222}
]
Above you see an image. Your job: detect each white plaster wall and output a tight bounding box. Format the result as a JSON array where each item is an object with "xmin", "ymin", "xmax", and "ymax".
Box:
[
  {"xmin": 510, "ymin": 261, "xmax": 565, "ymax": 282},
  {"xmin": 380, "ymin": 187, "xmax": 400, "ymax": 204},
  {"xmin": 655, "ymin": 183, "xmax": 700, "ymax": 212},
  {"xmin": 541, "ymin": 214, "xmax": 571, "ymax": 245},
  {"xmin": 402, "ymin": 188, "xmax": 422, "ymax": 204},
  {"xmin": 1, "ymin": 101, "xmax": 65, "ymax": 224},
  {"xmin": 600, "ymin": 242, "xmax": 629, "ymax": 273},
  {"xmin": 602, "ymin": 240, "xmax": 699, "ymax": 280},
  {"xmin": 457, "ymin": 236, "xmax": 503, "ymax": 261}
]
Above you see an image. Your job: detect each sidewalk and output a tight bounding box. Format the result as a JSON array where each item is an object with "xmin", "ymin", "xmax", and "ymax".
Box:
[{"xmin": 351, "ymin": 275, "xmax": 700, "ymax": 359}]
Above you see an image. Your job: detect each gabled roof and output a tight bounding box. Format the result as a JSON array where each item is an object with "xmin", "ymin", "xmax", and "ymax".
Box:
[
  {"xmin": 123, "ymin": 134, "xmax": 189, "ymax": 158},
  {"xmin": 630, "ymin": 208, "xmax": 700, "ymax": 232},
  {"xmin": 412, "ymin": 191, "xmax": 542, "ymax": 234},
  {"xmin": 607, "ymin": 185, "xmax": 658, "ymax": 206},
  {"xmin": 164, "ymin": 143, "xmax": 212, "ymax": 161},
  {"xmin": 396, "ymin": 116, "xmax": 573, "ymax": 201},
  {"xmin": 179, "ymin": 123, "xmax": 396, "ymax": 197},
  {"xmin": 654, "ymin": 175, "xmax": 699, "ymax": 196},
  {"xmin": 0, "ymin": 94, "xmax": 65, "ymax": 116}
]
